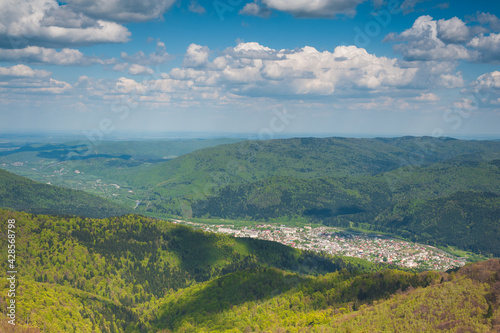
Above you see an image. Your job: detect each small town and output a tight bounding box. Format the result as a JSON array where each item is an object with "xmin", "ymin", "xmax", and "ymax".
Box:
[{"xmin": 172, "ymin": 220, "xmax": 467, "ymax": 271}]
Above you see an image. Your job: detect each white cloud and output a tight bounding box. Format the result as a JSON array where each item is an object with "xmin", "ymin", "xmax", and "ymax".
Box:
[
  {"xmin": 415, "ymin": 92, "xmax": 440, "ymax": 101},
  {"xmin": 400, "ymin": 0, "xmax": 427, "ymax": 15},
  {"xmin": 0, "ymin": 46, "xmax": 110, "ymax": 65},
  {"xmin": 230, "ymin": 42, "xmax": 280, "ymax": 59},
  {"xmin": 473, "ymin": 12, "xmax": 500, "ymax": 32},
  {"xmin": 239, "ymin": 1, "xmax": 272, "ymax": 18},
  {"xmin": 0, "ymin": 64, "xmax": 50, "ymax": 78},
  {"xmin": 467, "ymin": 33, "xmax": 500, "ymax": 62},
  {"xmin": 166, "ymin": 43, "xmax": 419, "ymax": 98},
  {"xmin": 453, "ymin": 98, "xmax": 476, "ymax": 110},
  {"xmin": 183, "ymin": 44, "xmax": 210, "ymax": 68},
  {"xmin": 0, "ymin": 0, "xmax": 130, "ymax": 49},
  {"xmin": 261, "ymin": 0, "xmax": 367, "ymax": 18},
  {"xmin": 388, "ymin": 14, "xmax": 500, "ymax": 64},
  {"xmin": 437, "ymin": 17, "xmax": 470, "ymax": 43},
  {"xmin": 472, "ymin": 71, "xmax": 500, "ymax": 90},
  {"xmin": 188, "ymin": 1, "xmax": 206, "ymax": 15},
  {"xmin": 388, "ymin": 15, "xmax": 477, "ymax": 61},
  {"xmin": 470, "ymin": 71, "xmax": 500, "ymax": 103},
  {"xmin": 458, "ymin": 71, "xmax": 500, "ymax": 108},
  {"xmin": 0, "ymin": 64, "xmax": 71, "ymax": 94},
  {"xmin": 118, "ymin": 41, "xmax": 170, "ymax": 70},
  {"xmin": 64, "ymin": 0, "xmax": 176, "ymax": 23},
  {"xmin": 128, "ymin": 64, "xmax": 154, "ymax": 75},
  {"xmin": 76, "ymin": 42, "xmax": 471, "ymax": 110},
  {"xmin": 115, "ymin": 77, "xmax": 147, "ymax": 94},
  {"xmin": 114, "ymin": 62, "xmax": 156, "ymax": 76},
  {"xmin": 437, "ymin": 73, "xmax": 464, "ymax": 88}
]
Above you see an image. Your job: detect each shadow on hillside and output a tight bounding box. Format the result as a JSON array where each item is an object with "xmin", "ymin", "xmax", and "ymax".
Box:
[{"xmin": 152, "ymin": 267, "xmax": 309, "ymax": 330}]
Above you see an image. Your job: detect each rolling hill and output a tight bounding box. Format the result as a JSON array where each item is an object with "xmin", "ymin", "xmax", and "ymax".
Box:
[
  {"xmin": 0, "ymin": 168, "xmax": 131, "ymax": 218},
  {"xmin": 1, "ymin": 209, "xmax": 499, "ymax": 332},
  {"xmin": 130, "ymin": 137, "xmax": 500, "ymax": 256}
]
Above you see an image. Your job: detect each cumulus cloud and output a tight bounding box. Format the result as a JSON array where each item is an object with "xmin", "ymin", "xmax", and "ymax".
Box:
[
  {"xmin": 471, "ymin": 12, "xmax": 500, "ymax": 32},
  {"xmin": 158, "ymin": 42, "xmax": 421, "ymax": 99},
  {"xmin": 120, "ymin": 41, "xmax": 171, "ymax": 66},
  {"xmin": 112, "ymin": 40, "xmax": 170, "ymax": 75},
  {"xmin": 261, "ymin": 0, "xmax": 367, "ymax": 18},
  {"xmin": 128, "ymin": 64, "xmax": 155, "ymax": 75},
  {"xmin": 64, "ymin": 0, "xmax": 176, "ymax": 23},
  {"xmin": 415, "ymin": 92, "xmax": 440, "ymax": 101},
  {"xmin": 115, "ymin": 77, "xmax": 147, "ymax": 94},
  {"xmin": 239, "ymin": 1, "xmax": 272, "ymax": 18},
  {"xmin": 472, "ymin": 71, "xmax": 500, "ymax": 91},
  {"xmin": 437, "ymin": 17, "xmax": 470, "ymax": 43},
  {"xmin": 470, "ymin": 71, "xmax": 500, "ymax": 102},
  {"xmin": 0, "ymin": 0, "xmax": 131, "ymax": 49},
  {"xmin": 183, "ymin": 44, "xmax": 210, "ymax": 67},
  {"xmin": 227, "ymin": 42, "xmax": 282, "ymax": 60},
  {"xmin": 437, "ymin": 72, "xmax": 464, "ymax": 88},
  {"xmin": 387, "ymin": 15, "xmax": 477, "ymax": 61},
  {"xmin": 467, "ymin": 33, "xmax": 500, "ymax": 62},
  {"xmin": 76, "ymin": 42, "xmax": 472, "ymax": 109},
  {"xmin": 453, "ymin": 98, "xmax": 476, "ymax": 110},
  {"xmin": 0, "ymin": 46, "xmax": 111, "ymax": 65},
  {"xmin": 0, "ymin": 64, "xmax": 71, "ymax": 94},
  {"xmin": 455, "ymin": 71, "xmax": 500, "ymax": 108},
  {"xmin": 0, "ymin": 64, "xmax": 51, "ymax": 78},
  {"xmin": 388, "ymin": 14, "xmax": 500, "ymax": 64}
]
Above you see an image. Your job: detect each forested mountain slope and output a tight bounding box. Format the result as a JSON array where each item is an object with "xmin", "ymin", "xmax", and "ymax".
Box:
[
  {"xmin": 0, "ymin": 209, "xmax": 383, "ymax": 332},
  {"xmin": 130, "ymin": 137, "xmax": 500, "ymax": 256},
  {"xmin": 1, "ymin": 209, "xmax": 499, "ymax": 332},
  {"xmin": 0, "ymin": 168, "xmax": 130, "ymax": 218}
]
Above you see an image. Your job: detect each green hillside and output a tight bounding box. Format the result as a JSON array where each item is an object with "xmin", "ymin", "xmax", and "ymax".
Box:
[
  {"xmin": 374, "ymin": 191, "xmax": 500, "ymax": 255},
  {"xmin": 0, "ymin": 138, "xmax": 244, "ymax": 208},
  {"xmin": 129, "ymin": 137, "xmax": 500, "ymax": 256},
  {"xmin": 133, "ymin": 136, "xmax": 500, "ymax": 191},
  {"xmin": 1, "ymin": 209, "xmax": 499, "ymax": 332},
  {"xmin": 2, "ymin": 136, "xmax": 499, "ymax": 256},
  {"xmin": 153, "ymin": 260, "xmax": 500, "ymax": 332},
  {"xmin": 0, "ymin": 209, "xmax": 386, "ymax": 332},
  {"xmin": 0, "ymin": 168, "xmax": 131, "ymax": 218}
]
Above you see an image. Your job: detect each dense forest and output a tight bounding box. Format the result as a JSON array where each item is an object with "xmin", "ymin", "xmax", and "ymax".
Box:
[
  {"xmin": 1, "ymin": 209, "xmax": 499, "ymax": 332},
  {"xmin": 2, "ymin": 136, "xmax": 499, "ymax": 255},
  {"xmin": 0, "ymin": 169, "xmax": 131, "ymax": 218},
  {"xmin": 125, "ymin": 137, "xmax": 500, "ymax": 256},
  {"xmin": 1, "ymin": 136, "xmax": 499, "ymax": 331}
]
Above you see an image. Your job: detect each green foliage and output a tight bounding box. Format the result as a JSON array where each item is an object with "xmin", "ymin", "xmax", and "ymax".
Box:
[
  {"xmin": 375, "ymin": 191, "xmax": 500, "ymax": 256},
  {"xmin": 321, "ymin": 259, "xmax": 500, "ymax": 332},
  {"xmin": 0, "ymin": 169, "xmax": 131, "ymax": 218},
  {"xmin": 125, "ymin": 137, "xmax": 500, "ymax": 256},
  {"xmin": 1, "ymin": 208, "xmax": 499, "ymax": 332},
  {"xmin": 0, "ymin": 209, "xmax": 382, "ymax": 332}
]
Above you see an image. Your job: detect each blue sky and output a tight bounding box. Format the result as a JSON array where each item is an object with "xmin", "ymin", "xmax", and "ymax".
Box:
[{"xmin": 0, "ymin": 0, "xmax": 499, "ymax": 138}]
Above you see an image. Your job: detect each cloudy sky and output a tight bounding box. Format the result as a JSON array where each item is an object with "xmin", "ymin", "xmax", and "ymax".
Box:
[{"xmin": 0, "ymin": 0, "xmax": 499, "ymax": 138}]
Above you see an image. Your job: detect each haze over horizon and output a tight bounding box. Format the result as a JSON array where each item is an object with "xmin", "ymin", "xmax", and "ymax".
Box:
[{"xmin": 0, "ymin": 0, "xmax": 499, "ymax": 138}]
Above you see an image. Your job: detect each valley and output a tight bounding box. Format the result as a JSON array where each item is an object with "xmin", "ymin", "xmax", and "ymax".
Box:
[
  {"xmin": 1, "ymin": 136, "xmax": 499, "ymax": 259},
  {"xmin": 3, "ymin": 1, "xmax": 500, "ymax": 331},
  {"xmin": 172, "ymin": 219, "xmax": 467, "ymax": 270},
  {"xmin": 0, "ymin": 135, "xmax": 499, "ymax": 332}
]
